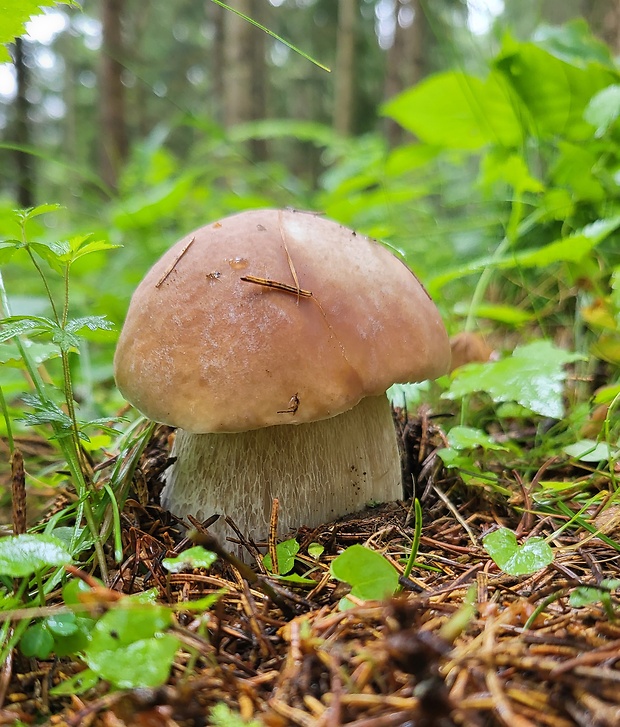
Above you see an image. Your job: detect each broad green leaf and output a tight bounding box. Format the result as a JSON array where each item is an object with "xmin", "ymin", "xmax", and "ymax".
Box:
[
  {"xmin": 49, "ymin": 668, "xmax": 99, "ymax": 696},
  {"xmin": 46, "ymin": 613, "xmax": 79, "ymax": 637},
  {"xmin": 483, "ymin": 528, "xmax": 554, "ymax": 576},
  {"xmin": 330, "ymin": 544, "xmax": 398, "ymax": 610},
  {"xmin": 564, "ymin": 439, "xmax": 620, "ymax": 463},
  {"xmin": 533, "ymin": 20, "xmax": 614, "ymax": 68},
  {"xmin": 382, "ymin": 70, "xmax": 522, "ymax": 150},
  {"xmin": 263, "ymin": 538, "xmax": 299, "ymax": 575},
  {"xmin": 86, "ymin": 633, "xmax": 179, "ymax": 689},
  {"xmin": 447, "ymin": 426, "xmax": 507, "ymax": 452},
  {"xmin": 480, "ymin": 150, "xmax": 544, "ymax": 194},
  {"xmin": 84, "ymin": 602, "xmax": 179, "ymax": 688},
  {"xmin": 162, "ymin": 546, "xmax": 217, "ymax": 573},
  {"xmin": 584, "ymin": 85, "xmax": 620, "ymax": 137},
  {"xmin": 20, "ymin": 623, "xmax": 54, "ymax": 658},
  {"xmin": 444, "ymin": 341, "xmax": 584, "ymax": 418},
  {"xmin": 495, "ymin": 35, "xmax": 616, "ymax": 140},
  {"xmin": 308, "ymin": 542, "xmax": 324, "ymax": 559},
  {"xmin": 0, "ymin": 533, "xmax": 72, "ymax": 577},
  {"xmin": 569, "ymin": 579, "xmax": 620, "ymax": 607}
]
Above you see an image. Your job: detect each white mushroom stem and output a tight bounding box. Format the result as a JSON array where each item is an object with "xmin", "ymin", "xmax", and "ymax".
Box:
[{"xmin": 161, "ymin": 394, "xmax": 402, "ymax": 549}]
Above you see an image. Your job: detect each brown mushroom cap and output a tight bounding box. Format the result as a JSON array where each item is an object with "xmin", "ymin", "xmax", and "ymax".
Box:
[{"xmin": 114, "ymin": 209, "xmax": 450, "ymax": 433}]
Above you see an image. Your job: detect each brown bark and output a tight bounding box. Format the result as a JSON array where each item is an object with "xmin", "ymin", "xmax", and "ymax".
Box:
[
  {"xmin": 99, "ymin": 0, "xmax": 128, "ymax": 191},
  {"xmin": 208, "ymin": 0, "xmax": 226, "ymax": 124},
  {"xmin": 334, "ymin": 0, "xmax": 357, "ymax": 136},
  {"xmin": 222, "ymin": 0, "xmax": 267, "ymax": 158},
  {"xmin": 384, "ymin": 0, "xmax": 428, "ymax": 146},
  {"xmin": 13, "ymin": 38, "xmax": 34, "ymax": 208}
]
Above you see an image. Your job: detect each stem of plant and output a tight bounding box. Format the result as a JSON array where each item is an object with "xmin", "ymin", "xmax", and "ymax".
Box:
[{"xmin": 400, "ymin": 498, "xmax": 423, "ymax": 592}]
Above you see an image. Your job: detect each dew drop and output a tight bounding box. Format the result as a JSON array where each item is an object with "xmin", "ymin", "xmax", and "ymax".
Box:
[{"xmin": 228, "ymin": 257, "xmax": 249, "ymax": 269}]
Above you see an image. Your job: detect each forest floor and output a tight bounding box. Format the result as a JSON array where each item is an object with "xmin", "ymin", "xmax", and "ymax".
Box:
[{"xmin": 2, "ymin": 412, "xmax": 620, "ymax": 727}]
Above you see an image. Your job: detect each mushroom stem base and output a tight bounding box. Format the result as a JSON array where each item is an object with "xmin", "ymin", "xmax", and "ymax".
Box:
[{"xmin": 161, "ymin": 395, "xmax": 402, "ymax": 550}]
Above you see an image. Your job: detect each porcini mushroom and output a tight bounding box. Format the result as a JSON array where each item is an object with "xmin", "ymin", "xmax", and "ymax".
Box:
[{"xmin": 114, "ymin": 209, "xmax": 450, "ymax": 547}]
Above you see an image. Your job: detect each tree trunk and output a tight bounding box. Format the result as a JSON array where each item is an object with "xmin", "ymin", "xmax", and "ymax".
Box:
[
  {"xmin": 334, "ymin": 0, "xmax": 357, "ymax": 136},
  {"xmin": 208, "ymin": 0, "xmax": 226, "ymax": 124},
  {"xmin": 222, "ymin": 0, "xmax": 267, "ymax": 159},
  {"xmin": 384, "ymin": 0, "xmax": 429, "ymax": 146},
  {"xmin": 13, "ymin": 38, "xmax": 34, "ymax": 208},
  {"xmin": 99, "ymin": 0, "xmax": 128, "ymax": 191}
]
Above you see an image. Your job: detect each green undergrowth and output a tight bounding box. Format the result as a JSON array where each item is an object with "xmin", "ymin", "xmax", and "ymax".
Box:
[{"xmin": 1, "ymin": 5, "xmax": 620, "ymax": 718}]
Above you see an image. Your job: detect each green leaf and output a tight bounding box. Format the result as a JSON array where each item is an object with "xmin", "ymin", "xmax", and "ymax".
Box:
[
  {"xmin": 20, "ymin": 622, "xmax": 54, "ymax": 659},
  {"xmin": 330, "ymin": 544, "xmax": 398, "ymax": 609},
  {"xmin": 46, "ymin": 613, "xmax": 79, "ymax": 637},
  {"xmin": 162, "ymin": 546, "xmax": 217, "ymax": 573},
  {"xmin": 569, "ymin": 579, "xmax": 620, "ymax": 607},
  {"xmin": 483, "ymin": 528, "xmax": 554, "ymax": 576},
  {"xmin": 88, "ymin": 633, "xmax": 180, "ymax": 689},
  {"xmin": 308, "ymin": 542, "xmax": 324, "ymax": 559},
  {"xmin": 0, "ymin": 341, "xmax": 60, "ymax": 366},
  {"xmin": 65, "ymin": 316, "xmax": 115, "ymax": 334},
  {"xmin": 20, "ymin": 203, "xmax": 63, "ymax": 221},
  {"xmin": 584, "ymin": 84, "xmax": 620, "ymax": 137},
  {"xmin": 0, "ymin": 316, "xmax": 56, "ymax": 343},
  {"xmin": 0, "ymin": 533, "xmax": 72, "ymax": 577},
  {"xmin": 453, "ymin": 302, "xmax": 534, "ymax": 325},
  {"xmin": 49, "ymin": 668, "xmax": 99, "ymax": 696},
  {"xmin": 444, "ymin": 341, "xmax": 584, "ymax": 418},
  {"xmin": 382, "ymin": 70, "xmax": 522, "ymax": 150},
  {"xmin": 480, "ymin": 150, "xmax": 544, "ymax": 194},
  {"xmin": 84, "ymin": 603, "xmax": 179, "ymax": 689},
  {"xmin": 564, "ymin": 439, "xmax": 620, "ymax": 463},
  {"xmin": 447, "ymin": 426, "xmax": 507, "ymax": 452},
  {"xmin": 495, "ymin": 35, "xmax": 616, "ymax": 140},
  {"xmin": 210, "ymin": 703, "xmax": 263, "ymax": 727},
  {"xmin": 262, "ymin": 538, "xmax": 300, "ymax": 575}
]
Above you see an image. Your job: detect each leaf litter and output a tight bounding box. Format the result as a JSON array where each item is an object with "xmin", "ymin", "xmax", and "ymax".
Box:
[{"xmin": 1, "ymin": 409, "xmax": 620, "ymax": 727}]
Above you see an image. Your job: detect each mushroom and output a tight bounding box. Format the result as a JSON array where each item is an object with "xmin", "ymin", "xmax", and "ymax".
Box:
[{"xmin": 114, "ymin": 209, "xmax": 450, "ymax": 548}]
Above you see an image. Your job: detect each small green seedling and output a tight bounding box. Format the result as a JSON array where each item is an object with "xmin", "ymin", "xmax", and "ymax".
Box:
[
  {"xmin": 162, "ymin": 546, "xmax": 218, "ymax": 573},
  {"xmin": 483, "ymin": 528, "xmax": 554, "ymax": 576},
  {"xmin": 569, "ymin": 578, "xmax": 620, "ymax": 621},
  {"xmin": 330, "ymin": 544, "xmax": 399, "ymax": 610}
]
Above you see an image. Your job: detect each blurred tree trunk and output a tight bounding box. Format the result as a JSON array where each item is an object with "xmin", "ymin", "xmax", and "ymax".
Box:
[
  {"xmin": 208, "ymin": 0, "xmax": 225, "ymax": 124},
  {"xmin": 99, "ymin": 0, "xmax": 128, "ymax": 191},
  {"xmin": 13, "ymin": 38, "xmax": 34, "ymax": 208},
  {"xmin": 541, "ymin": 0, "xmax": 620, "ymax": 52},
  {"xmin": 584, "ymin": 0, "xmax": 620, "ymax": 53},
  {"xmin": 334, "ymin": 0, "xmax": 357, "ymax": 136},
  {"xmin": 223, "ymin": 0, "xmax": 267, "ymax": 159},
  {"xmin": 384, "ymin": 0, "xmax": 429, "ymax": 146}
]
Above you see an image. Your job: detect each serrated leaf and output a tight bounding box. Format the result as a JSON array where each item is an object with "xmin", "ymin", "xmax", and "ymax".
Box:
[
  {"xmin": 0, "ymin": 533, "xmax": 72, "ymax": 577},
  {"xmin": 65, "ymin": 316, "xmax": 115, "ymax": 334},
  {"xmin": 1, "ymin": 5, "xmax": 77, "ymax": 62},
  {"xmin": 21, "ymin": 203, "xmax": 63, "ymax": 220},
  {"xmin": 330, "ymin": 544, "xmax": 398, "ymax": 609},
  {"xmin": 445, "ymin": 341, "xmax": 584, "ymax": 418},
  {"xmin": 483, "ymin": 528, "xmax": 554, "ymax": 576},
  {"xmin": 0, "ymin": 315, "xmax": 56, "ymax": 343},
  {"xmin": 162, "ymin": 546, "xmax": 217, "ymax": 573}
]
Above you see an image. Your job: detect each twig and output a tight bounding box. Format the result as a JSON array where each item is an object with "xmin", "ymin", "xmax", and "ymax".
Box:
[
  {"xmin": 432, "ymin": 484, "xmax": 478, "ymax": 548},
  {"xmin": 269, "ymin": 498, "xmax": 280, "ymax": 575},
  {"xmin": 240, "ymin": 275, "xmax": 312, "ymax": 298},
  {"xmin": 155, "ymin": 236, "xmax": 195, "ymax": 288}
]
